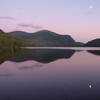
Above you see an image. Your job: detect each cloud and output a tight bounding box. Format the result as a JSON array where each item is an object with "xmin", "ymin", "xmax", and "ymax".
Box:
[
  {"xmin": 18, "ymin": 24, "xmax": 43, "ymax": 30},
  {"xmin": 0, "ymin": 16, "xmax": 15, "ymax": 20}
]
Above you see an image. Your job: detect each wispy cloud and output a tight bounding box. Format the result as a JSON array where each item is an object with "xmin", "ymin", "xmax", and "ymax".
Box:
[
  {"xmin": 18, "ymin": 24, "xmax": 43, "ymax": 30},
  {"xmin": 0, "ymin": 16, "xmax": 15, "ymax": 20}
]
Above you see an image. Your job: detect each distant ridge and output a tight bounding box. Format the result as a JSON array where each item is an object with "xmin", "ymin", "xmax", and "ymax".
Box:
[
  {"xmin": 0, "ymin": 29, "xmax": 34, "ymax": 49},
  {"xmin": 8, "ymin": 31, "xmax": 31, "ymax": 38},
  {"xmin": 84, "ymin": 38, "xmax": 100, "ymax": 47},
  {"xmin": 8, "ymin": 30, "xmax": 76, "ymax": 46}
]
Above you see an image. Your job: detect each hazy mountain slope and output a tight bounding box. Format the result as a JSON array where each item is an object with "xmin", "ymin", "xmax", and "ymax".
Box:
[
  {"xmin": 9, "ymin": 30, "xmax": 76, "ymax": 46},
  {"xmin": 0, "ymin": 29, "xmax": 34, "ymax": 49},
  {"xmin": 76, "ymin": 42, "xmax": 84, "ymax": 47},
  {"xmin": 84, "ymin": 39, "xmax": 100, "ymax": 47},
  {"xmin": 8, "ymin": 31, "xmax": 31, "ymax": 38}
]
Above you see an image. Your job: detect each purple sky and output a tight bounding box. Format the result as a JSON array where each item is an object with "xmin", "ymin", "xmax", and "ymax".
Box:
[{"xmin": 0, "ymin": 0, "xmax": 100, "ymax": 42}]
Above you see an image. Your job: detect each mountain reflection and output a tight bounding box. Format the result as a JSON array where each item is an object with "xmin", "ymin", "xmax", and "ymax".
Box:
[
  {"xmin": 0, "ymin": 48, "xmax": 34, "ymax": 64},
  {"xmin": 9, "ymin": 49, "xmax": 75, "ymax": 63},
  {"xmin": 1, "ymin": 47, "xmax": 100, "ymax": 64},
  {"xmin": 88, "ymin": 50, "xmax": 100, "ymax": 56}
]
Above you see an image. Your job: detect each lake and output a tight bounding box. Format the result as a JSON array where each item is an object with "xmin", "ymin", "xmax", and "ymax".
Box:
[{"xmin": 0, "ymin": 47, "xmax": 100, "ymax": 100}]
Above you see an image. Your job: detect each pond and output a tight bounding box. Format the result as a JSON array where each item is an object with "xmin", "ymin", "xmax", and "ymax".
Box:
[{"xmin": 0, "ymin": 47, "xmax": 100, "ymax": 100}]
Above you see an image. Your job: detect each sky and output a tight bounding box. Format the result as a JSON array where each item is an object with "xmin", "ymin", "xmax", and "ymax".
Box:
[{"xmin": 0, "ymin": 0, "xmax": 100, "ymax": 42}]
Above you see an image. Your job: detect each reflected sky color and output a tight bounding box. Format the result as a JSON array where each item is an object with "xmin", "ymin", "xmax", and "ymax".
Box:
[
  {"xmin": 0, "ymin": 50, "xmax": 100, "ymax": 99},
  {"xmin": 0, "ymin": 0, "xmax": 100, "ymax": 42}
]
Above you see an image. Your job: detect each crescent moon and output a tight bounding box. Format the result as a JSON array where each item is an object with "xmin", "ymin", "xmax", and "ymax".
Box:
[{"xmin": 89, "ymin": 5, "xmax": 94, "ymax": 9}]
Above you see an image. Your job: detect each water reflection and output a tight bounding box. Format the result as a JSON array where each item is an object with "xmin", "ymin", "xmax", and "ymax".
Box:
[
  {"xmin": 0, "ymin": 48, "xmax": 34, "ymax": 64},
  {"xmin": 9, "ymin": 49, "xmax": 75, "ymax": 63},
  {"xmin": 0, "ymin": 73, "xmax": 14, "ymax": 77},
  {"xmin": 0, "ymin": 61, "xmax": 44, "ymax": 77},
  {"xmin": 0, "ymin": 48, "xmax": 100, "ymax": 65},
  {"xmin": 0, "ymin": 48, "xmax": 100, "ymax": 100},
  {"xmin": 18, "ymin": 63, "xmax": 44, "ymax": 70},
  {"xmin": 88, "ymin": 50, "xmax": 100, "ymax": 56},
  {"xmin": 0, "ymin": 49, "xmax": 75, "ymax": 77}
]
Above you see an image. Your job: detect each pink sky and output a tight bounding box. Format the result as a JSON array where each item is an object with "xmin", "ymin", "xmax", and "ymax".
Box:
[{"xmin": 0, "ymin": 0, "xmax": 100, "ymax": 42}]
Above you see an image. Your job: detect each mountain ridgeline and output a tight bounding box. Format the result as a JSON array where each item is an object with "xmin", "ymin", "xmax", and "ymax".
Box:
[
  {"xmin": 1, "ymin": 29, "xmax": 100, "ymax": 47},
  {"xmin": 0, "ymin": 29, "xmax": 34, "ymax": 48},
  {"xmin": 8, "ymin": 30, "xmax": 77, "ymax": 47},
  {"xmin": 84, "ymin": 39, "xmax": 100, "ymax": 47}
]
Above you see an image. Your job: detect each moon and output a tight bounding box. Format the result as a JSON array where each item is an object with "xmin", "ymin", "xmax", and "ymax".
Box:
[{"xmin": 89, "ymin": 5, "xmax": 94, "ymax": 9}]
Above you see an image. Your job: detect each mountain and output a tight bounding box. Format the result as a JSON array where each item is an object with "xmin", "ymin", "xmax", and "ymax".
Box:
[
  {"xmin": 84, "ymin": 39, "xmax": 100, "ymax": 47},
  {"xmin": 0, "ymin": 29, "xmax": 34, "ymax": 49},
  {"xmin": 76, "ymin": 42, "xmax": 84, "ymax": 47},
  {"xmin": 8, "ymin": 30, "xmax": 76, "ymax": 46},
  {"xmin": 9, "ymin": 31, "xmax": 31, "ymax": 38}
]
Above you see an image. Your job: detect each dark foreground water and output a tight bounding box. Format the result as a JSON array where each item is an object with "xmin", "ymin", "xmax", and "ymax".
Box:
[{"xmin": 0, "ymin": 47, "xmax": 100, "ymax": 100}]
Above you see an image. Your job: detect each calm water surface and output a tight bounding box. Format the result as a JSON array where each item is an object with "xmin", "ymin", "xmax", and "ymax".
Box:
[{"xmin": 0, "ymin": 47, "xmax": 100, "ymax": 100}]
